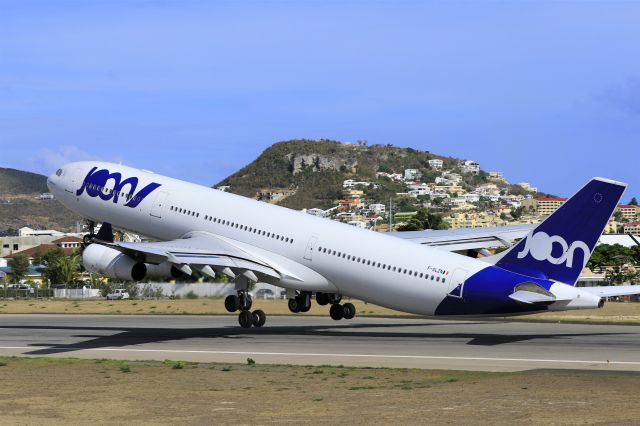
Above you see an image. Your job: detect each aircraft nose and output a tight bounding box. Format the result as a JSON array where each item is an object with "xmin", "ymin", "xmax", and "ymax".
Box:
[{"xmin": 47, "ymin": 169, "xmax": 60, "ymax": 193}]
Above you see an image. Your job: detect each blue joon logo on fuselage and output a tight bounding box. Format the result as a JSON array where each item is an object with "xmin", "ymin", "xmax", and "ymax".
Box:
[{"xmin": 76, "ymin": 166, "xmax": 161, "ymax": 208}]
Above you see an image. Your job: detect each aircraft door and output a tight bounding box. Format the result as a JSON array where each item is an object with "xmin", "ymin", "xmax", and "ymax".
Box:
[
  {"xmin": 304, "ymin": 235, "xmax": 319, "ymax": 261},
  {"xmin": 150, "ymin": 191, "xmax": 169, "ymax": 218},
  {"xmin": 447, "ymin": 268, "xmax": 468, "ymax": 298}
]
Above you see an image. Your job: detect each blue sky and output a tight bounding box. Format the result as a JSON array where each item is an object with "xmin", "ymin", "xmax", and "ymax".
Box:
[{"xmin": 1, "ymin": 0, "xmax": 639, "ymax": 200}]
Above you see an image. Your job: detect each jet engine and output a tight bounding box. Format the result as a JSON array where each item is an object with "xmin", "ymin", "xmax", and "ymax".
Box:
[
  {"xmin": 145, "ymin": 262, "xmax": 184, "ymax": 280},
  {"xmin": 82, "ymin": 244, "xmax": 146, "ymax": 281}
]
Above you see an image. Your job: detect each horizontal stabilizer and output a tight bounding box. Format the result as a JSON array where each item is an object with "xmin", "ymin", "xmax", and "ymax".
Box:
[
  {"xmin": 580, "ymin": 285, "xmax": 640, "ymax": 298},
  {"xmin": 509, "ymin": 290, "xmax": 569, "ymax": 304}
]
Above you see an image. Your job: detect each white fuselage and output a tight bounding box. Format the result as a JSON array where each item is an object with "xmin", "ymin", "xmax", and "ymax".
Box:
[{"xmin": 48, "ymin": 161, "xmax": 490, "ymax": 315}]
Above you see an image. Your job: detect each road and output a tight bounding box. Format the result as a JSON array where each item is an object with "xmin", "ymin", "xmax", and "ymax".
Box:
[{"xmin": 0, "ymin": 314, "xmax": 639, "ymax": 372}]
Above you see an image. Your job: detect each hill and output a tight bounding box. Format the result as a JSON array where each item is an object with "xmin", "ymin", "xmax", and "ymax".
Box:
[
  {"xmin": 0, "ymin": 168, "xmax": 81, "ymax": 234},
  {"xmin": 215, "ymin": 139, "xmax": 548, "ymax": 210}
]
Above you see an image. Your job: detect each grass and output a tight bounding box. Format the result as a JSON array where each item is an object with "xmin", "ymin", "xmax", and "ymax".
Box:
[{"xmin": 0, "ymin": 356, "xmax": 639, "ymax": 424}]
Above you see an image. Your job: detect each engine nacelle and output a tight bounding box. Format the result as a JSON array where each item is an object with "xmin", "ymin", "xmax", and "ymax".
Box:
[
  {"xmin": 145, "ymin": 262, "xmax": 183, "ymax": 280},
  {"xmin": 83, "ymin": 244, "xmax": 146, "ymax": 281}
]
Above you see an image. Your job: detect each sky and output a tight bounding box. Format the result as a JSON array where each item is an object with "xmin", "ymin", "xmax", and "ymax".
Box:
[{"xmin": 1, "ymin": 0, "xmax": 639, "ymax": 200}]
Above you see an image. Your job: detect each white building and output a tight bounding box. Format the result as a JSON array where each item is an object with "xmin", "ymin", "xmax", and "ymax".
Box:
[
  {"xmin": 517, "ymin": 182, "xmax": 538, "ymax": 193},
  {"xmin": 407, "ymin": 182, "xmax": 431, "ymax": 192},
  {"xmin": 462, "ymin": 193, "xmax": 480, "ymax": 203},
  {"xmin": 18, "ymin": 227, "xmax": 64, "ymax": 237},
  {"xmin": 369, "ymin": 203, "xmax": 386, "ymax": 214},
  {"xmin": 408, "ymin": 189, "xmax": 431, "ymax": 198},
  {"xmin": 343, "ymin": 179, "xmax": 371, "ymax": 188},
  {"xmin": 441, "ymin": 172, "xmax": 462, "ymax": 183},
  {"xmin": 428, "ymin": 159, "xmax": 443, "ymax": 170},
  {"xmin": 347, "ymin": 220, "xmax": 368, "ymax": 229},
  {"xmin": 446, "ymin": 197, "xmax": 468, "ymax": 208},
  {"xmin": 461, "ymin": 160, "xmax": 480, "ymax": 174},
  {"xmin": 435, "ymin": 177, "xmax": 455, "ymax": 186},
  {"xmin": 431, "ymin": 192, "xmax": 451, "ymax": 200},
  {"xmin": 305, "ymin": 208, "xmax": 326, "ymax": 217},
  {"xmin": 404, "ymin": 169, "xmax": 422, "ymax": 181},
  {"xmin": 376, "ymin": 172, "xmax": 404, "ymax": 181}
]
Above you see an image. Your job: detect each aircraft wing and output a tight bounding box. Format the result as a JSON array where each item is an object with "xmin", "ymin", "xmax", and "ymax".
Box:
[
  {"xmin": 100, "ymin": 233, "xmax": 286, "ymax": 281},
  {"xmin": 579, "ymin": 285, "xmax": 640, "ymax": 298},
  {"xmin": 389, "ymin": 224, "xmax": 535, "ymax": 252}
]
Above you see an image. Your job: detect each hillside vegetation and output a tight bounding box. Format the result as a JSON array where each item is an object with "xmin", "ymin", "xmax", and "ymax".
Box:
[
  {"xmin": 216, "ymin": 139, "xmax": 539, "ymax": 210},
  {"xmin": 0, "ymin": 167, "xmax": 81, "ymax": 233}
]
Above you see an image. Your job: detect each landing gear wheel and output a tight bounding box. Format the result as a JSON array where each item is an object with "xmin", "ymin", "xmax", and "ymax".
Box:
[
  {"xmin": 238, "ymin": 310, "xmax": 253, "ymax": 328},
  {"xmin": 252, "ymin": 309, "xmax": 266, "ymax": 327},
  {"xmin": 299, "ymin": 296, "xmax": 311, "ymax": 312},
  {"xmin": 225, "ymin": 295, "xmax": 240, "ymax": 312},
  {"xmin": 288, "ymin": 298, "xmax": 301, "ymax": 313},
  {"xmin": 315, "ymin": 292, "xmax": 329, "ymax": 306},
  {"xmin": 342, "ymin": 302, "xmax": 356, "ymax": 320},
  {"xmin": 330, "ymin": 304, "xmax": 344, "ymax": 321},
  {"xmin": 83, "ymin": 234, "xmax": 94, "ymax": 245}
]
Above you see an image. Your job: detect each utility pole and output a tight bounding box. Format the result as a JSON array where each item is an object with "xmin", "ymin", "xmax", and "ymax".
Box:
[{"xmin": 389, "ymin": 198, "xmax": 393, "ymax": 232}]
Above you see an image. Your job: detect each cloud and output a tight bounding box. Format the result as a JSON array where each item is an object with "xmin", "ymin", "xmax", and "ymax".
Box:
[
  {"xmin": 597, "ymin": 77, "xmax": 640, "ymax": 116},
  {"xmin": 37, "ymin": 145, "xmax": 98, "ymax": 173}
]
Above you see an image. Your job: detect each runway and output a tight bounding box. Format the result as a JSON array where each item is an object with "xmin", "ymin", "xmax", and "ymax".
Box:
[{"xmin": 0, "ymin": 314, "xmax": 639, "ymax": 372}]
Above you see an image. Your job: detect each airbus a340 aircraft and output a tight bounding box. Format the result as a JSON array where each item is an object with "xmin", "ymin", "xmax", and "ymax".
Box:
[{"xmin": 47, "ymin": 162, "xmax": 640, "ymax": 328}]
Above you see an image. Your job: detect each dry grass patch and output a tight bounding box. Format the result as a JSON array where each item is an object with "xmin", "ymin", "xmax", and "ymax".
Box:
[{"xmin": 0, "ymin": 357, "xmax": 639, "ymax": 425}]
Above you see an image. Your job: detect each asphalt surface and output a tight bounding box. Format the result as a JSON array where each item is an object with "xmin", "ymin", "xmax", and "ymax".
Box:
[{"xmin": 0, "ymin": 314, "xmax": 639, "ymax": 372}]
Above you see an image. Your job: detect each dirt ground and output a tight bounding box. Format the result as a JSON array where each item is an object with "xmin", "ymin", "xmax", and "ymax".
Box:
[
  {"xmin": 2, "ymin": 298, "xmax": 640, "ymax": 324},
  {"xmin": 0, "ymin": 357, "xmax": 638, "ymax": 425},
  {"xmin": 0, "ymin": 298, "xmax": 405, "ymax": 317}
]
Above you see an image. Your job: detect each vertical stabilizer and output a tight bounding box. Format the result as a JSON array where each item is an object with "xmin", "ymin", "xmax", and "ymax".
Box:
[{"xmin": 489, "ymin": 178, "xmax": 626, "ymax": 285}]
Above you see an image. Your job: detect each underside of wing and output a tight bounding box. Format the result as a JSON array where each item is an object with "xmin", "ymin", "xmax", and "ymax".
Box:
[{"xmin": 101, "ymin": 233, "xmax": 282, "ymax": 282}]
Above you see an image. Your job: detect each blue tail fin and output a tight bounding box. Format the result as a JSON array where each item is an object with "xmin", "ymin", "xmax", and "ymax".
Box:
[{"xmin": 493, "ymin": 178, "xmax": 626, "ymax": 285}]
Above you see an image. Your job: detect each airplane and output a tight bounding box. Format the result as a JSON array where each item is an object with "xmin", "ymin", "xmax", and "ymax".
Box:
[{"xmin": 46, "ymin": 162, "xmax": 640, "ymax": 328}]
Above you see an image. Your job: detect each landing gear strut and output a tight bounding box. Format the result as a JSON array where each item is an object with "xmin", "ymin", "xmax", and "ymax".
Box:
[
  {"xmin": 225, "ymin": 290, "xmax": 266, "ymax": 328},
  {"xmin": 83, "ymin": 221, "xmax": 96, "ymax": 245}
]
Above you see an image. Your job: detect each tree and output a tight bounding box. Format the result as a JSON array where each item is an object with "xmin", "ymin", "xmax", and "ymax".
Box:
[
  {"xmin": 49, "ymin": 254, "xmax": 81, "ymax": 285},
  {"xmin": 397, "ymin": 209, "xmax": 448, "ymax": 231},
  {"xmin": 8, "ymin": 255, "xmax": 30, "ymax": 283},
  {"xmin": 630, "ymin": 197, "xmax": 638, "ymax": 206},
  {"xmin": 38, "ymin": 247, "xmax": 73, "ymax": 285},
  {"xmin": 510, "ymin": 206, "xmax": 525, "ymax": 220}
]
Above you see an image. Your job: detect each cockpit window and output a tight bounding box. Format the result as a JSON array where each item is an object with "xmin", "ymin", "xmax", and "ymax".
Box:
[{"xmin": 55, "ymin": 169, "xmax": 63, "ymax": 176}]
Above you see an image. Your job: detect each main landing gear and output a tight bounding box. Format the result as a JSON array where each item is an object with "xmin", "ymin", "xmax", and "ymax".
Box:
[
  {"xmin": 225, "ymin": 291, "xmax": 266, "ymax": 328},
  {"xmin": 83, "ymin": 220, "xmax": 96, "ymax": 245},
  {"xmin": 288, "ymin": 291, "xmax": 356, "ymax": 321}
]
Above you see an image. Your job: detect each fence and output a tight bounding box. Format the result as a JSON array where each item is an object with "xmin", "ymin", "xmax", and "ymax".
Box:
[
  {"xmin": 136, "ymin": 282, "xmax": 282, "ymax": 298},
  {"xmin": 0, "ymin": 287, "xmax": 54, "ymax": 299},
  {"xmin": 53, "ymin": 288, "xmax": 102, "ymax": 299}
]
